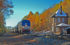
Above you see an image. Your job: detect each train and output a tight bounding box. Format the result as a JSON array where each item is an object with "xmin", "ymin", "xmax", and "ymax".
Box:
[
  {"xmin": 15, "ymin": 20, "xmax": 31, "ymax": 34},
  {"xmin": 22, "ymin": 20, "xmax": 30, "ymax": 34}
]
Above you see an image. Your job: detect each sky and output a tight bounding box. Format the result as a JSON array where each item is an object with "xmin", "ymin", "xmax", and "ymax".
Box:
[{"xmin": 6, "ymin": 0, "xmax": 61, "ymax": 27}]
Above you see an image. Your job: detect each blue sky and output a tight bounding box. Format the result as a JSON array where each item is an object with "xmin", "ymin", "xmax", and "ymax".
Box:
[{"xmin": 6, "ymin": 0, "xmax": 61, "ymax": 27}]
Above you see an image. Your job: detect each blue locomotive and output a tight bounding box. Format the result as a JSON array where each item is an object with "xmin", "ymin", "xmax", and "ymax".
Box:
[{"xmin": 22, "ymin": 20, "xmax": 30, "ymax": 34}]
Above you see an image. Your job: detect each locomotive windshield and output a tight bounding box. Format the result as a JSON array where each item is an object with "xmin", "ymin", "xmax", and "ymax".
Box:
[{"xmin": 22, "ymin": 20, "xmax": 30, "ymax": 26}]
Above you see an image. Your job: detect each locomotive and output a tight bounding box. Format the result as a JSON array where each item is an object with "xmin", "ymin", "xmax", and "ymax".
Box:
[
  {"xmin": 22, "ymin": 20, "xmax": 30, "ymax": 34},
  {"xmin": 15, "ymin": 20, "xmax": 30, "ymax": 34}
]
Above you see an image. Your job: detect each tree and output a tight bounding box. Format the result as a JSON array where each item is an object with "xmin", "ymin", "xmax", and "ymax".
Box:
[
  {"xmin": 0, "ymin": 0, "xmax": 13, "ymax": 32},
  {"xmin": 22, "ymin": 0, "xmax": 70, "ymax": 32}
]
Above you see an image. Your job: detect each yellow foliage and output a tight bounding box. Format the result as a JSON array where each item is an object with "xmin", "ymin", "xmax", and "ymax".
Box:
[{"xmin": 23, "ymin": 0, "xmax": 70, "ymax": 31}]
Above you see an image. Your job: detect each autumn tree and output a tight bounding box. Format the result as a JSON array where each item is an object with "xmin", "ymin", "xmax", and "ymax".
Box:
[{"xmin": 22, "ymin": 0, "xmax": 70, "ymax": 32}]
